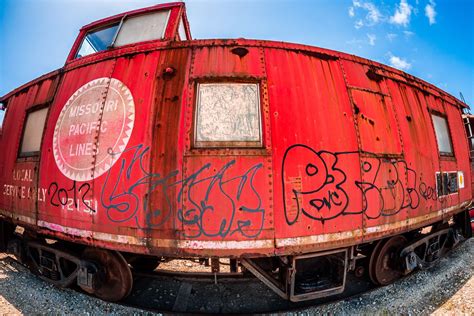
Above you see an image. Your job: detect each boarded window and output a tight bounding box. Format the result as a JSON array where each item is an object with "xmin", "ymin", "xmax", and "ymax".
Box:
[
  {"xmin": 195, "ymin": 83, "xmax": 262, "ymax": 148},
  {"xmin": 114, "ymin": 10, "xmax": 170, "ymax": 47},
  {"xmin": 19, "ymin": 107, "xmax": 48, "ymax": 156},
  {"xmin": 436, "ymin": 171, "xmax": 459, "ymax": 196},
  {"xmin": 431, "ymin": 114, "xmax": 453, "ymax": 155}
]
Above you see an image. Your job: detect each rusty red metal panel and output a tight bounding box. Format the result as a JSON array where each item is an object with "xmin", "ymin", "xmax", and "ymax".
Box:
[
  {"xmin": 26, "ymin": 76, "xmax": 60, "ymax": 106},
  {"xmin": 264, "ymin": 48, "xmax": 364, "ymax": 253},
  {"xmin": 350, "ymin": 90, "xmax": 402, "ymax": 155},
  {"xmin": 0, "ymin": 91, "xmax": 36, "ymax": 221},
  {"xmin": 339, "ymin": 59, "xmax": 381, "ymax": 91},
  {"xmin": 146, "ymin": 48, "xmax": 191, "ymax": 245},
  {"xmin": 442, "ymin": 101, "xmax": 472, "ymax": 210},
  {"xmin": 445, "ymin": 103, "xmax": 471, "ymax": 203},
  {"xmin": 424, "ymin": 93, "xmax": 444, "ymax": 113},
  {"xmin": 1, "ymin": 10, "xmax": 472, "ymax": 260},
  {"xmin": 1, "ymin": 94, "xmax": 27, "ymax": 212},
  {"xmin": 144, "ymin": 49, "xmax": 191, "ymax": 243},
  {"xmin": 191, "ymin": 46, "xmax": 265, "ymax": 79},
  {"xmin": 0, "ymin": 72, "xmax": 61, "ymax": 227},
  {"xmin": 387, "ymin": 81, "xmax": 438, "ymax": 223},
  {"xmin": 349, "ymin": 79, "xmax": 406, "ymax": 238},
  {"xmin": 38, "ymin": 59, "xmax": 117, "ymax": 233},
  {"xmin": 174, "ymin": 44, "xmax": 274, "ymax": 257},
  {"xmin": 180, "ymin": 156, "xmax": 273, "ymax": 257},
  {"xmin": 0, "ymin": 70, "xmax": 61, "ymax": 103},
  {"xmin": 423, "ymin": 95, "xmax": 460, "ymax": 212},
  {"xmin": 89, "ymin": 51, "xmax": 164, "ymax": 247}
]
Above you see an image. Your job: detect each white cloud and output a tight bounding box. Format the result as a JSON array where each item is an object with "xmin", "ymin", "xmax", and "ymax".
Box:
[
  {"xmin": 390, "ymin": 0, "xmax": 412, "ymax": 27},
  {"xmin": 389, "ymin": 55, "xmax": 412, "ymax": 70},
  {"xmin": 351, "ymin": 0, "xmax": 382, "ymax": 27},
  {"xmin": 386, "ymin": 33, "xmax": 398, "ymax": 41},
  {"xmin": 346, "ymin": 38, "xmax": 364, "ymax": 47},
  {"xmin": 403, "ymin": 30, "xmax": 415, "ymax": 37},
  {"xmin": 367, "ymin": 33, "xmax": 376, "ymax": 46},
  {"xmin": 364, "ymin": 2, "xmax": 382, "ymax": 24},
  {"xmin": 355, "ymin": 20, "xmax": 364, "ymax": 29},
  {"xmin": 425, "ymin": 0, "xmax": 437, "ymax": 25},
  {"xmin": 346, "ymin": 38, "xmax": 364, "ymax": 44},
  {"xmin": 349, "ymin": 6, "xmax": 355, "ymax": 17}
]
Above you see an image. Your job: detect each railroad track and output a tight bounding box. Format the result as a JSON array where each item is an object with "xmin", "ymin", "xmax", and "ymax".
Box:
[
  {"xmin": 107, "ymin": 237, "xmax": 474, "ymax": 313},
  {"xmin": 1, "ymin": 238, "xmax": 471, "ymax": 314},
  {"xmin": 0, "ymin": 253, "xmax": 372, "ymax": 313},
  {"xmin": 120, "ymin": 270, "xmax": 374, "ymax": 313}
]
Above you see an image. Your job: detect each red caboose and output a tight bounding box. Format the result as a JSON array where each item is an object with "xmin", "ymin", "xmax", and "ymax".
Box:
[{"xmin": 0, "ymin": 2, "xmax": 472, "ymax": 302}]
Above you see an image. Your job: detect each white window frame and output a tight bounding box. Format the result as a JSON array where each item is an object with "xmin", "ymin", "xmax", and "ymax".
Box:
[
  {"xmin": 75, "ymin": 9, "xmax": 171, "ymax": 59},
  {"xmin": 193, "ymin": 82, "xmax": 263, "ymax": 148},
  {"xmin": 431, "ymin": 113, "xmax": 454, "ymax": 156},
  {"xmin": 75, "ymin": 23, "xmax": 120, "ymax": 59},
  {"xmin": 112, "ymin": 10, "xmax": 171, "ymax": 47},
  {"xmin": 19, "ymin": 106, "xmax": 49, "ymax": 157}
]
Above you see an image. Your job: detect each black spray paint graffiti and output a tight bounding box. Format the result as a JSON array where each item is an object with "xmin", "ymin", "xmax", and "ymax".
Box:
[
  {"xmin": 282, "ymin": 144, "xmax": 438, "ymax": 225},
  {"xmin": 100, "ymin": 145, "xmax": 265, "ymax": 239},
  {"xmin": 48, "ymin": 181, "xmax": 96, "ymax": 213}
]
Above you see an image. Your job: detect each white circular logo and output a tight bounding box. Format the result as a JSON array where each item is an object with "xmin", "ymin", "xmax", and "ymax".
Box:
[{"xmin": 53, "ymin": 78, "xmax": 135, "ymax": 181}]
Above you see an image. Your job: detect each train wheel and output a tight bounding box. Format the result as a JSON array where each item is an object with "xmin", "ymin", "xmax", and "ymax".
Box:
[
  {"xmin": 128, "ymin": 256, "xmax": 161, "ymax": 272},
  {"xmin": 0, "ymin": 220, "xmax": 15, "ymax": 252},
  {"xmin": 369, "ymin": 236, "xmax": 407, "ymax": 285},
  {"xmin": 80, "ymin": 247, "xmax": 133, "ymax": 302}
]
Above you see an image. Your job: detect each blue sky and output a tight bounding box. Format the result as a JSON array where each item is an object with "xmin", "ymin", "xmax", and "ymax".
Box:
[{"xmin": 0, "ymin": 0, "xmax": 473, "ymax": 108}]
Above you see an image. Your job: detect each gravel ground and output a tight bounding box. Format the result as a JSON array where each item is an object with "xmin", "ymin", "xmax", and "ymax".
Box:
[
  {"xmin": 0, "ymin": 254, "xmax": 146, "ymax": 315},
  {"xmin": 302, "ymin": 238, "xmax": 474, "ymax": 315},
  {"xmin": 0, "ymin": 238, "xmax": 473, "ymax": 315}
]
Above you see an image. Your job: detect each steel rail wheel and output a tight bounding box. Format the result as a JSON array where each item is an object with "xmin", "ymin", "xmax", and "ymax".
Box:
[
  {"xmin": 80, "ymin": 247, "xmax": 133, "ymax": 302},
  {"xmin": 369, "ymin": 236, "xmax": 407, "ymax": 285},
  {"xmin": 128, "ymin": 255, "xmax": 161, "ymax": 272}
]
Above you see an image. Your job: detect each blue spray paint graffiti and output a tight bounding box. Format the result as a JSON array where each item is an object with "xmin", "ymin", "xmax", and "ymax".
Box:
[{"xmin": 100, "ymin": 145, "xmax": 265, "ymax": 238}]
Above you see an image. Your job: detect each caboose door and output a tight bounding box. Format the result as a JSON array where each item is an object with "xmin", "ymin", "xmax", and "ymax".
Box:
[{"xmin": 176, "ymin": 44, "xmax": 274, "ymax": 256}]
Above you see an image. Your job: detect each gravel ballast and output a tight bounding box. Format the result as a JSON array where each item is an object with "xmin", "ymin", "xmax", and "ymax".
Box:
[
  {"xmin": 0, "ymin": 238, "xmax": 473, "ymax": 315},
  {"xmin": 0, "ymin": 254, "xmax": 145, "ymax": 315}
]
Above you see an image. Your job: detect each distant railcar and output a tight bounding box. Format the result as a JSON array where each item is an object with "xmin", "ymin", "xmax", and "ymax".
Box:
[{"xmin": 0, "ymin": 2, "xmax": 472, "ymax": 302}]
